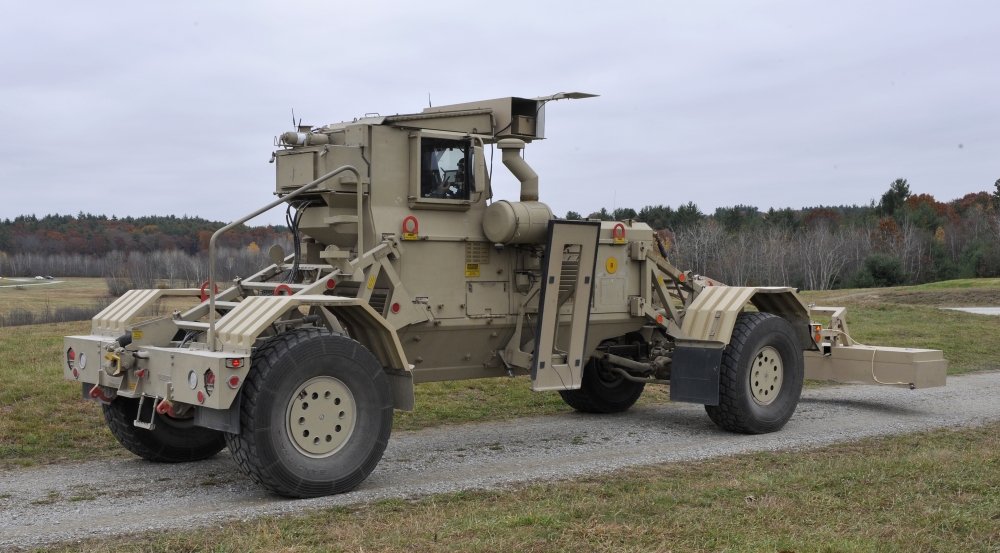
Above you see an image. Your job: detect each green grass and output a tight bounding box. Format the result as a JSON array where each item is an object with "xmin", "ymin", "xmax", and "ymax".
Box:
[
  {"xmin": 0, "ymin": 321, "xmax": 124, "ymax": 467},
  {"xmin": 906, "ymin": 277, "xmax": 1000, "ymax": 290},
  {"xmin": 41, "ymin": 423, "xmax": 1000, "ymax": 552}
]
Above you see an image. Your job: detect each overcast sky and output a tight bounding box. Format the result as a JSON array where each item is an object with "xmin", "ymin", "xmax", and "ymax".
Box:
[{"xmin": 1, "ymin": 1, "xmax": 997, "ymax": 225}]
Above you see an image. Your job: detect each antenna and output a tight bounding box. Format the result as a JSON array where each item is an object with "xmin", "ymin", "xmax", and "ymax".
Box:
[
  {"xmin": 428, "ymin": 93, "xmax": 432, "ymax": 108},
  {"xmin": 291, "ymin": 109, "xmax": 296, "ymax": 129}
]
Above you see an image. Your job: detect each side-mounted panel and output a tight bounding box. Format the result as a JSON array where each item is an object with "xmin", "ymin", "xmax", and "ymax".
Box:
[{"xmin": 531, "ymin": 220, "xmax": 601, "ymax": 391}]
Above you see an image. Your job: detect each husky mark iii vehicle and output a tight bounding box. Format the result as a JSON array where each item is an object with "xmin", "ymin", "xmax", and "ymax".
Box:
[{"xmin": 64, "ymin": 93, "xmax": 947, "ymax": 498}]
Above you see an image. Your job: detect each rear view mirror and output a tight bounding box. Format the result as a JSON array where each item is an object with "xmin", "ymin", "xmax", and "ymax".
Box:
[{"xmin": 473, "ymin": 145, "xmax": 489, "ymax": 194}]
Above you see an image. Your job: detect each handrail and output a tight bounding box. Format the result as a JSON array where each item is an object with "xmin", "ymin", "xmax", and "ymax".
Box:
[{"xmin": 207, "ymin": 165, "xmax": 362, "ymax": 351}]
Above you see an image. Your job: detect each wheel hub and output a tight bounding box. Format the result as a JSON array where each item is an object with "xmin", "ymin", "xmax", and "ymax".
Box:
[
  {"xmin": 286, "ymin": 376, "xmax": 357, "ymax": 458},
  {"xmin": 750, "ymin": 346, "xmax": 783, "ymax": 406}
]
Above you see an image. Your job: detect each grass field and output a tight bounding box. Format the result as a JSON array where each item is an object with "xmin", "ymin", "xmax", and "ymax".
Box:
[
  {"xmin": 1, "ymin": 278, "xmax": 999, "ymax": 468},
  {"xmin": 0, "ymin": 278, "xmax": 108, "ymax": 315},
  {"xmin": 43, "ymin": 423, "xmax": 1000, "ymax": 552}
]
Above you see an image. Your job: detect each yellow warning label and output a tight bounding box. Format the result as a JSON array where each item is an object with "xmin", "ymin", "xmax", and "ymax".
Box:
[
  {"xmin": 465, "ymin": 263, "xmax": 480, "ymax": 277},
  {"xmin": 656, "ymin": 275, "xmax": 664, "ymax": 286},
  {"xmin": 606, "ymin": 257, "xmax": 618, "ymax": 274},
  {"xmin": 614, "ymin": 237, "xmax": 626, "ymax": 245},
  {"xmin": 402, "ymin": 233, "xmax": 419, "ymax": 241},
  {"xmin": 132, "ymin": 330, "xmax": 143, "ymax": 340},
  {"xmin": 128, "ymin": 381, "xmax": 137, "ymax": 391},
  {"xmin": 367, "ymin": 276, "xmax": 376, "ymax": 290}
]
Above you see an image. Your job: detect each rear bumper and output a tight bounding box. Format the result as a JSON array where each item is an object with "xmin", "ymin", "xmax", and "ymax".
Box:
[{"xmin": 63, "ymin": 335, "xmax": 249, "ymax": 410}]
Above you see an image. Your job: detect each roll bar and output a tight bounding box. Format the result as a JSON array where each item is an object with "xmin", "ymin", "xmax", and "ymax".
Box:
[{"xmin": 207, "ymin": 165, "xmax": 361, "ymax": 351}]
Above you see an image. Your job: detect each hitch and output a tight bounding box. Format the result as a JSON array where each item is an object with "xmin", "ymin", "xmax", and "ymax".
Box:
[{"xmin": 88, "ymin": 384, "xmax": 116, "ymax": 404}]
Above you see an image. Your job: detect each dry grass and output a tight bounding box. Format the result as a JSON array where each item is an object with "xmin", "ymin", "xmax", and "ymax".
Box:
[
  {"xmin": 40, "ymin": 424, "xmax": 1000, "ymax": 552},
  {"xmin": 0, "ymin": 278, "xmax": 109, "ymax": 315},
  {"xmin": 0, "ymin": 278, "xmax": 197, "ymax": 321}
]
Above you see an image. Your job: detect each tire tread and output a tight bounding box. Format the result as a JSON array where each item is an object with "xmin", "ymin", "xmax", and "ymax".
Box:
[{"xmin": 705, "ymin": 312, "xmax": 802, "ymax": 434}]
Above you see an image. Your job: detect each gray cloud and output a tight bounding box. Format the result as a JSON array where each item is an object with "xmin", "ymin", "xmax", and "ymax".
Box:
[{"xmin": 1, "ymin": 0, "xmax": 997, "ymax": 225}]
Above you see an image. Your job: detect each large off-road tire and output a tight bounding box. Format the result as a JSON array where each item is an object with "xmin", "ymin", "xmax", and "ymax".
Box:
[
  {"xmin": 225, "ymin": 328, "xmax": 393, "ymax": 498},
  {"xmin": 705, "ymin": 312, "xmax": 804, "ymax": 434},
  {"xmin": 558, "ymin": 355, "xmax": 646, "ymax": 414},
  {"xmin": 102, "ymin": 396, "xmax": 226, "ymax": 463}
]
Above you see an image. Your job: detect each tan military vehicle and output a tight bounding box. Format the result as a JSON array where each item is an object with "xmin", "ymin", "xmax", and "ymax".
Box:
[{"xmin": 63, "ymin": 94, "xmax": 947, "ymax": 498}]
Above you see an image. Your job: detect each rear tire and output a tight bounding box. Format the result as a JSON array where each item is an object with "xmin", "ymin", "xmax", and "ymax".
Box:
[
  {"xmin": 226, "ymin": 328, "xmax": 393, "ymax": 498},
  {"xmin": 558, "ymin": 355, "xmax": 645, "ymax": 414},
  {"xmin": 102, "ymin": 397, "xmax": 226, "ymax": 463},
  {"xmin": 705, "ymin": 312, "xmax": 804, "ymax": 434}
]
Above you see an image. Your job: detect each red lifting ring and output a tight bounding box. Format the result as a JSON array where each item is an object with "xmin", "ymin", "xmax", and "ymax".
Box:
[
  {"xmin": 199, "ymin": 281, "xmax": 219, "ymax": 302},
  {"xmin": 274, "ymin": 284, "xmax": 293, "ymax": 296},
  {"xmin": 402, "ymin": 215, "xmax": 419, "ymax": 234},
  {"xmin": 613, "ymin": 223, "xmax": 626, "ymax": 241}
]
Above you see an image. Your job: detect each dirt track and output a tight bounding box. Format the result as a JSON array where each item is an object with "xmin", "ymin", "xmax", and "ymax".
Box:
[{"xmin": 3, "ymin": 371, "xmax": 1000, "ymax": 549}]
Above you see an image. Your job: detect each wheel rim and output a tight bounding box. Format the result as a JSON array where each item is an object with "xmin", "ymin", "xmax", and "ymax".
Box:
[
  {"xmin": 285, "ymin": 376, "xmax": 357, "ymax": 458},
  {"xmin": 750, "ymin": 346, "xmax": 783, "ymax": 406}
]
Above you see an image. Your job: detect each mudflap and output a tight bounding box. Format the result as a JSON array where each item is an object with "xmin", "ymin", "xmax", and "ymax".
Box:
[
  {"xmin": 670, "ymin": 345, "xmax": 723, "ymax": 405},
  {"xmin": 194, "ymin": 389, "xmax": 241, "ymax": 433}
]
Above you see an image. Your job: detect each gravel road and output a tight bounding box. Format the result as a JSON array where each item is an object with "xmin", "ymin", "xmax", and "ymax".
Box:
[{"xmin": 4, "ymin": 371, "xmax": 1000, "ymax": 549}]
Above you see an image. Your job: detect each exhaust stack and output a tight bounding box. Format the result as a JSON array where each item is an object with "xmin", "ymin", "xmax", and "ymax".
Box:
[{"xmin": 498, "ymin": 139, "xmax": 538, "ymax": 202}]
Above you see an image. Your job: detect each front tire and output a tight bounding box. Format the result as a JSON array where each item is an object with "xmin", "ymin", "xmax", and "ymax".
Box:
[
  {"xmin": 226, "ymin": 328, "xmax": 393, "ymax": 498},
  {"xmin": 705, "ymin": 312, "xmax": 804, "ymax": 434},
  {"xmin": 102, "ymin": 397, "xmax": 226, "ymax": 463}
]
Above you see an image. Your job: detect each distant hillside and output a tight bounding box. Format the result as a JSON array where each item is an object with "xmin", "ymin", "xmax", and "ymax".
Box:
[{"xmin": 0, "ymin": 214, "xmax": 289, "ymax": 256}]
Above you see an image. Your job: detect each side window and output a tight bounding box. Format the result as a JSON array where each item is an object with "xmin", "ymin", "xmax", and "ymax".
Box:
[{"xmin": 420, "ymin": 138, "xmax": 473, "ymax": 200}]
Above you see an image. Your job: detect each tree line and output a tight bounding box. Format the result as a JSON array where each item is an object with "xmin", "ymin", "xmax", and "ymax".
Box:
[
  {"xmin": 567, "ymin": 178, "xmax": 1000, "ymax": 290},
  {"xmin": 0, "ymin": 213, "xmax": 288, "ymax": 256},
  {"xmin": 2, "ymin": 178, "xmax": 999, "ymax": 293}
]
